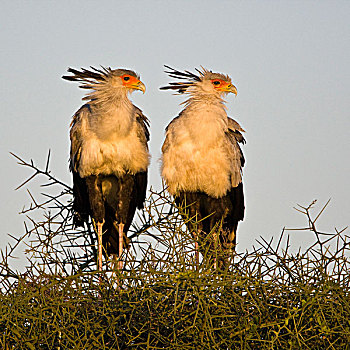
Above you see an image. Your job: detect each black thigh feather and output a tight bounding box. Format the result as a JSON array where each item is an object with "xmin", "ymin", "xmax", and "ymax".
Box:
[
  {"xmin": 72, "ymin": 172, "xmax": 148, "ymax": 255},
  {"xmin": 175, "ymin": 183, "xmax": 244, "ymax": 251}
]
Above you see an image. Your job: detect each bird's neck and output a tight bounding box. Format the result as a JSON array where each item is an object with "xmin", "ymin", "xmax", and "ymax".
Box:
[
  {"xmin": 183, "ymin": 88, "xmax": 227, "ymax": 110},
  {"xmin": 179, "ymin": 91, "xmax": 229, "ymax": 149},
  {"xmin": 183, "ymin": 92, "xmax": 228, "ymax": 118},
  {"xmin": 89, "ymin": 88, "xmax": 131, "ymax": 113},
  {"xmin": 88, "ymin": 91, "xmax": 135, "ymax": 139}
]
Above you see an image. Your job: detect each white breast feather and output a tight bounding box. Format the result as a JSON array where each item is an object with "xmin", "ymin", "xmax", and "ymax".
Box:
[
  {"xmin": 75, "ymin": 105, "xmax": 149, "ymax": 177},
  {"xmin": 162, "ymin": 105, "xmax": 242, "ymax": 198}
]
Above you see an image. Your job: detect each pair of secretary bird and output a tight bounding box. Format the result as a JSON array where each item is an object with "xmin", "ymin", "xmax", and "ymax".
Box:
[{"xmin": 63, "ymin": 65, "xmax": 245, "ymax": 271}]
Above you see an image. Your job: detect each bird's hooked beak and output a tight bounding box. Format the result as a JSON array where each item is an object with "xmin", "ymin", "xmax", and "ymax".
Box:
[
  {"xmin": 223, "ymin": 83, "xmax": 237, "ymax": 96},
  {"xmin": 132, "ymin": 80, "xmax": 146, "ymax": 94}
]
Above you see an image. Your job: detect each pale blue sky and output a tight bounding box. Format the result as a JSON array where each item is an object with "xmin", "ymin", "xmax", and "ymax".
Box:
[{"xmin": 1, "ymin": 1, "xmax": 349, "ymax": 262}]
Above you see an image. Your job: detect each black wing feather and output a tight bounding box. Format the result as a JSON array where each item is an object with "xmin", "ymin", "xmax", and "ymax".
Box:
[{"xmin": 71, "ymin": 171, "xmax": 90, "ymax": 227}]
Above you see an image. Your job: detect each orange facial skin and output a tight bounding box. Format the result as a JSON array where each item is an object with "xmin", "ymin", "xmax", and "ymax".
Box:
[
  {"xmin": 120, "ymin": 74, "xmax": 146, "ymax": 93},
  {"xmin": 211, "ymin": 79, "xmax": 237, "ymax": 95}
]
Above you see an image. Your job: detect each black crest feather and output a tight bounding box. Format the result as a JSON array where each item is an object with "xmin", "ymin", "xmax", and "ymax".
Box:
[
  {"xmin": 62, "ymin": 66, "xmax": 112, "ymax": 84},
  {"xmin": 160, "ymin": 65, "xmax": 202, "ymax": 93}
]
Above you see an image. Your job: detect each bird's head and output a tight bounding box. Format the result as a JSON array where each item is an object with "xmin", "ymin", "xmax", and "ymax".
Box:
[
  {"xmin": 62, "ymin": 66, "xmax": 146, "ymax": 103},
  {"xmin": 160, "ymin": 65, "xmax": 237, "ymax": 97},
  {"xmin": 204, "ymin": 76, "xmax": 237, "ymax": 96},
  {"xmin": 110, "ymin": 69, "xmax": 146, "ymax": 94}
]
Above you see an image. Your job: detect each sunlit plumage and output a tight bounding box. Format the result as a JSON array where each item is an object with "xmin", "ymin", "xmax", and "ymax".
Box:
[
  {"xmin": 63, "ymin": 66, "xmax": 150, "ymax": 271},
  {"xmin": 161, "ymin": 66, "xmax": 245, "ymax": 265}
]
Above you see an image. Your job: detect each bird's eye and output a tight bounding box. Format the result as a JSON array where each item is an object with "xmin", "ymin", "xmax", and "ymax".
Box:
[
  {"xmin": 213, "ymin": 80, "xmax": 220, "ymax": 86},
  {"xmin": 123, "ymin": 76, "xmax": 130, "ymax": 81}
]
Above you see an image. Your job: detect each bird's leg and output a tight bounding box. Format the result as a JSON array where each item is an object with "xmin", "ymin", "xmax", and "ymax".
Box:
[
  {"xmin": 225, "ymin": 228, "xmax": 236, "ymax": 265},
  {"xmin": 86, "ymin": 176, "xmax": 105, "ymax": 278},
  {"xmin": 97, "ymin": 222, "xmax": 104, "ymax": 272},
  {"xmin": 118, "ymin": 223, "xmax": 124, "ymax": 270},
  {"xmin": 227, "ymin": 229, "xmax": 236, "ymax": 255},
  {"xmin": 193, "ymin": 211, "xmax": 200, "ymax": 267},
  {"xmin": 92, "ymin": 219, "xmax": 104, "ymax": 286},
  {"xmin": 109, "ymin": 223, "xmax": 125, "ymax": 290},
  {"xmin": 92, "ymin": 218, "xmax": 105, "ymax": 273}
]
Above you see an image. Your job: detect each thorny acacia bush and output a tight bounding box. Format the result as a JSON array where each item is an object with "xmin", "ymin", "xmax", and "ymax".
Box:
[{"xmin": 0, "ymin": 153, "xmax": 349, "ymax": 349}]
